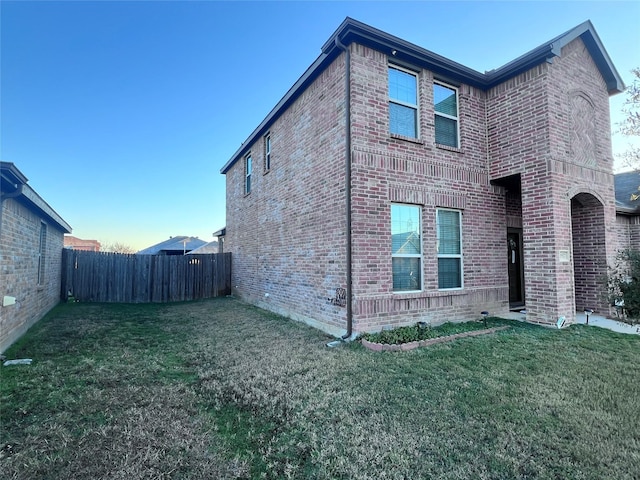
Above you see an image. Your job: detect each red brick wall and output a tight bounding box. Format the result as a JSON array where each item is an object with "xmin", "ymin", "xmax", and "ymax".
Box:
[
  {"xmin": 486, "ymin": 37, "xmax": 616, "ymax": 325},
  {"xmin": 64, "ymin": 235, "xmax": 101, "ymax": 251},
  {"xmin": 571, "ymin": 195, "xmax": 608, "ymax": 312},
  {"xmin": 224, "ymin": 53, "xmax": 349, "ymax": 336},
  {"xmin": 0, "ymin": 198, "xmax": 65, "ymax": 352},
  {"xmin": 347, "ymin": 45, "xmax": 508, "ymax": 331},
  {"xmin": 224, "ymin": 36, "xmax": 618, "ymax": 334}
]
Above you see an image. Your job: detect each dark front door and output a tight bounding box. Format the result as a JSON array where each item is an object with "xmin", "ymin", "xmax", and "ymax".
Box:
[{"xmin": 507, "ymin": 229, "xmax": 525, "ymax": 308}]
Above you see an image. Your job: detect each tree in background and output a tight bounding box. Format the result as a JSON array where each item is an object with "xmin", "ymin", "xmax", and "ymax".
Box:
[
  {"xmin": 618, "ymin": 68, "xmax": 640, "ymax": 200},
  {"xmin": 102, "ymin": 242, "xmax": 136, "ymax": 254}
]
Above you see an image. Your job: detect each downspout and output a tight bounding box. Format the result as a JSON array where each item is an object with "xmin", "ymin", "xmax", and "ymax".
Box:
[{"xmin": 335, "ymin": 36, "xmax": 353, "ymax": 341}]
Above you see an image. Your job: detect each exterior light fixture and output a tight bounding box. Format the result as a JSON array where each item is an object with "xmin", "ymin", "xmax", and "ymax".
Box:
[{"xmin": 584, "ymin": 309, "xmax": 594, "ymax": 325}]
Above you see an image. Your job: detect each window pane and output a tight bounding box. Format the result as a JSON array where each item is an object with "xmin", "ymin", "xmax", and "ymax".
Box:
[
  {"xmin": 434, "ymin": 84, "xmax": 457, "ymax": 116},
  {"xmin": 393, "ymin": 257, "xmax": 421, "ymax": 291},
  {"xmin": 438, "ymin": 258, "xmax": 461, "ymax": 289},
  {"xmin": 435, "ymin": 115, "xmax": 458, "ymax": 147},
  {"xmin": 391, "ymin": 205, "xmax": 420, "ymax": 255},
  {"xmin": 245, "ymin": 155, "xmax": 252, "ymax": 193},
  {"xmin": 390, "ymin": 103, "xmax": 417, "ymax": 137},
  {"xmin": 389, "ymin": 68, "xmax": 417, "ymax": 105},
  {"xmin": 437, "ymin": 210, "xmax": 460, "ymax": 254},
  {"xmin": 38, "ymin": 223, "xmax": 47, "ymax": 284}
]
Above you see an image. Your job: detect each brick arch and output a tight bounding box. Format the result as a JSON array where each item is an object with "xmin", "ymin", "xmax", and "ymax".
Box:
[
  {"xmin": 566, "ymin": 186, "xmax": 606, "ymax": 206},
  {"xmin": 570, "ymin": 191, "xmax": 607, "ymax": 313}
]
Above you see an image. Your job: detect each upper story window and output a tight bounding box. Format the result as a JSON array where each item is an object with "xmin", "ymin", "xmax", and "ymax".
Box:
[
  {"xmin": 389, "ymin": 66, "xmax": 418, "ymax": 138},
  {"xmin": 38, "ymin": 222, "xmax": 47, "ymax": 285},
  {"xmin": 436, "ymin": 209, "xmax": 462, "ymax": 289},
  {"xmin": 245, "ymin": 153, "xmax": 252, "ymax": 195},
  {"xmin": 391, "ymin": 204, "xmax": 422, "ymax": 292},
  {"xmin": 433, "ymin": 82, "xmax": 459, "ymax": 148},
  {"xmin": 264, "ymin": 134, "xmax": 271, "ymax": 172}
]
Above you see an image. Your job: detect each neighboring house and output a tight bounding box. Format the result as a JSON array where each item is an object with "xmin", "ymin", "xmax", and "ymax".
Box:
[
  {"xmin": 0, "ymin": 162, "xmax": 72, "ymax": 353},
  {"xmin": 613, "ymin": 171, "xmax": 640, "ymax": 250},
  {"xmin": 186, "ymin": 240, "xmax": 220, "ymax": 254},
  {"xmin": 137, "ymin": 236, "xmax": 207, "ymax": 255},
  {"xmin": 220, "ymin": 18, "xmax": 625, "ymax": 337},
  {"xmin": 64, "ymin": 235, "xmax": 101, "ymax": 251}
]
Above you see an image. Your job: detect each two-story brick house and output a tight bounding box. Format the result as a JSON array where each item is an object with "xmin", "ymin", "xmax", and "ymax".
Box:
[{"xmin": 220, "ymin": 18, "xmax": 624, "ymax": 337}]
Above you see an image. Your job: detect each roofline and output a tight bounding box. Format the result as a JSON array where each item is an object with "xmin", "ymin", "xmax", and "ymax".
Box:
[
  {"xmin": 1, "ymin": 161, "xmax": 29, "ymax": 187},
  {"xmin": 1, "ymin": 162, "xmax": 72, "ymax": 233},
  {"xmin": 616, "ymin": 205, "xmax": 639, "ymax": 215},
  {"xmin": 20, "ymin": 184, "xmax": 72, "ymax": 233},
  {"xmin": 220, "ymin": 51, "xmax": 336, "ymax": 173},
  {"xmin": 221, "ymin": 17, "xmax": 625, "ymax": 174}
]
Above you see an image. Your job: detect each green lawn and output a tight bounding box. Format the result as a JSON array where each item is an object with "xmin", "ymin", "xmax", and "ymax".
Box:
[{"xmin": 1, "ymin": 298, "xmax": 639, "ymax": 479}]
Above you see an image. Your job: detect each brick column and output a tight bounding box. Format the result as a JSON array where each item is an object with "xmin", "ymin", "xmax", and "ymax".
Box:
[{"xmin": 521, "ymin": 169, "xmax": 576, "ymax": 326}]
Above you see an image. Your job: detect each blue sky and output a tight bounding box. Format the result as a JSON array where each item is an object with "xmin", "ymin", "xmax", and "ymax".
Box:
[{"xmin": 2, "ymin": 1, "xmax": 639, "ymax": 251}]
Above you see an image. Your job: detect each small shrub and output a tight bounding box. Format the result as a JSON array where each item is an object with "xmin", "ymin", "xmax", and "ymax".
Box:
[
  {"xmin": 605, "ymin": 248, "xmax": 640, "ymax": 321},
  {"xmin": 359, "ymin": 319, "xmax": 505, "ymax": 345}
]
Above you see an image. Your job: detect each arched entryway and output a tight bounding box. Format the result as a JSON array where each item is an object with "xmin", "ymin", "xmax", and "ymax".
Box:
[{"xmin": 571, "ymin": 192, "xmax": 608, "ymax": 313}]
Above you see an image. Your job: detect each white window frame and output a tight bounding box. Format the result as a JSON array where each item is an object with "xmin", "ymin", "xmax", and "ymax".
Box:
[
  {"xmin": 244, "ymin": 153, "xmax": 252, "ymax": 195},
  {"xmin": 388, "ymin": 65, "xmax": 419, "ymax": 139},
  {"xmin": 264, "ymin": 133, "xmax": 271, "ymax": 172},
  {"xmin": 433, "ymin": 81, "xmax": 460, "ymax": 148},
  {"xmin": 391, "ymin": 203, "xmax": 423, "ymax": 293},
  {"xmin": 436, "ymin": 208, "xmax": 463, "ymax": 290},
  {"xmin": 38, "ymin": 222, "xmax": 47, "ymax": 285}
]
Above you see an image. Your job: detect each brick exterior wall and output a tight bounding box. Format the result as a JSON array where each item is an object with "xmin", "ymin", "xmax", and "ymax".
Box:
[
  {"xmin": 223, "ymin": 31, "xmax": 621, "ymax": 335},
  {"xmin": 64, "ymin": 235, "xmax": 101, "ymax": 251},
  {"xmin": 614, "ymin": 214, "xmax": 640, "ymax": 251},
  {"xmin": 225, "ymin": 56, "xmax": 349, "ymax": 336},
  {"xmin": 487, "ymin": 38, "xmax": 616, "ymax": 325},
  {"xmin": 632, "ymin": 217, "xmax": 640, "ymax": 246},
  {"xmin": 0, "ymin": 197, "xmax": 66, "ymax": 352},
  {"xmin": 347, "ymin": 44, "xmax": 508, "ymax": 331}
]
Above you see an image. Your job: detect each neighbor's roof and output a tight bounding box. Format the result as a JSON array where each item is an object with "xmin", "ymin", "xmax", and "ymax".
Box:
[
  {"xmin": 137, "ymin": 236, "xmax": 207, "ymax": 255},
  {"xmin": 221, "ymin": 18, "xmax": 625, "ymax": 175},
  {"xmin": 186, "ymin": 240, "xmax": 219, "ymax": 254},
  {"xmin": 615, "ymin": 171, "xmax": 640, "ymax": 214},
  {"xmin": 1, "ymin": 161, "xmax": 72, "ymax": 233}
]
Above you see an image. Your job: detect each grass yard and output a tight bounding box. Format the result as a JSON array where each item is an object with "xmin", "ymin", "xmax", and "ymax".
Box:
[{"xmin": 1, "ymin": 298, "xmax": 639, "ymax": 479}]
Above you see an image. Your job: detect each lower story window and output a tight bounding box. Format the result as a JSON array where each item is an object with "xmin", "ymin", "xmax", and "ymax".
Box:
[
  {"xmin": 391, "ymin": 204, "xmax": 422, "ymax": 292},
  {"xmin": 437, "ymin": 209, "xmax": 462, "ymax": 289}
]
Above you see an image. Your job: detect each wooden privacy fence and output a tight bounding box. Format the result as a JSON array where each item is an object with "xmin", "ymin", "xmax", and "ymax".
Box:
[{"xmin": 61, "ymin": 250, "xmax": 232, "ymax": 303}]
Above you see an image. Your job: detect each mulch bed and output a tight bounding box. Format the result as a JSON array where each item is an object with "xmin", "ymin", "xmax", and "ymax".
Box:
[{"xmin": 361, "ymin": 326, "xmax": 511, "ymax": 352}]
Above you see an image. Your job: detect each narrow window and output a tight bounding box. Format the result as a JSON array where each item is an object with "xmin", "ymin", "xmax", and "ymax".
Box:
[
  {"xmin": 245, "ymin": 153, "xmax": 252, "ymax": 194},
  {"xmin": 391, "ymin": 204, "xmax": 422, "ymax": 292},
  {"xmin": 264, "ymin": 134, "xmax": 271, "ymax": 172},
  {"xmin": 434, "ymin": 82, "xmax": 459, "ymax": 147},
  {"xmin": 389, "ymin": 66, "xmax": 418, "ymax": 138},
  {"xmin": 38, "ymin": 222, "xmax": 47, "ymax": 284},
  {"xmin": 437, "ymin": 209, "xmax": 463, "ymax": 289}
]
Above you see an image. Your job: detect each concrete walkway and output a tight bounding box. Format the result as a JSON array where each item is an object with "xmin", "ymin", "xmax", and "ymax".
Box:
[
  {"xmin": 503, "ymin": 310, "xmax": 640, "ymax": 335},
  {"xmin": 574, "ymin": 311, "xmax": 640, "ymax": 335}
]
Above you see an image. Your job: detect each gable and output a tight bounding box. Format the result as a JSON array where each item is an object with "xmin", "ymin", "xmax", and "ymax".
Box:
[{"xmin": 221, "ymin": 18, "xmax": 624, "ymax": 176}]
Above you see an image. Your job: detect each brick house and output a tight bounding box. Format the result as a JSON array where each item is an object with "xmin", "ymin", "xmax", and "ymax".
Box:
[
  {"xmin": 64, "ymin": 235, "xmax": 101, "ymax": 252},
  {"xmin": 614, "ymin": 171, "xmax": 640, "ymax": 251},
  {"xmin": 220, "ymin": 18, "xmax": 625, "ymax": 337},
  {"xmin": 1, "ymin": 162, "xmax": 72, "ymax": 352}
]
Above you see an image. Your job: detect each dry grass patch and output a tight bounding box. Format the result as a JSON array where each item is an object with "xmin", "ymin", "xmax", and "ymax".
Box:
[
  {"xmin": 2, "ymin": 298, "xmax": 640, "ymax": 479},
  {"xmin": 1, "ymin": 302, "xmax": 248, "ymax": 479}
]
